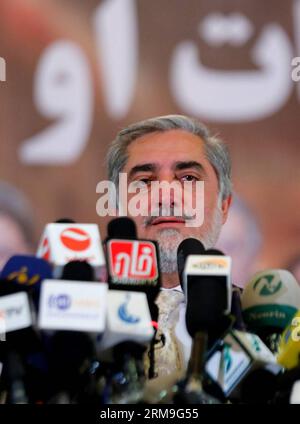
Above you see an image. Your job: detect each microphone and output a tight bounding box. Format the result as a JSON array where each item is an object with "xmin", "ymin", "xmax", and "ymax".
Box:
[
  {"xmin": 1, "ymin": 255, "xmax": 53, "ymax": 283},
  {"xmin": 107, "ymin": 217, "xmax": 137, "ymax": 239},
  {"xmin": 36, "ymin": 222, "xmax": 106, "ymax": 279},
  {"xmin": 277, "ymin": 310, "xmax": 300, "ymax": 370},
  {"xmin": 205, "ymin": 269, "xmax": 293, "ymax": 402},
  {"xmin": 54, "ymin": 218, "xmax": 76, "ymax": 224},
  {"xmin": 177, "ymin": 241, "xmax": 231, "ymax": 344},
  {"xmin": 178, "ymin": 240, "xmax": 245, "ymax": 329},
  {"xmin": 105, "ymin": 217, "xmax": 160, "ymax": 323},
  {"xmin": 97, "ymin": 290, "xmax": 154, "ymax": 403},
  {"xmin": 204, "ymin": 326, "xmax": 280, "ymax": 401},
  {"xmin": 241, "ymin": 269, "xmax": 300, "ymax": 352},
  {"xmin": 37, "ymin": 279, "xmax": 108, "ymax": 403},
  {"xmin": 178, "ymin": 249, "xmax": 281, "ymax": 402},
  {"xmin": 105, "ymin": 217, "xmax": 163, "ymax": 383},
  {"xmin": 0, "ymin": 278, "xmax": 45, "ymax": 404},
  {"xmin": 173, "ymin": 246, "xmax": 231, "ymax": 403},
  {"xmin": 0, "ymin": 255, "xmax": 52, "ymax": 365},
  {"xmin": 242, "ymin": 282, "xmax": 300, "ymax": 404},
  {"xmin": 38, "ymin": 279, "xmax": 107, "ymax": 334},
  {"xmin": 1, "ymin": 255, "xmax": 52, "ymax": 310},
  {"xmin": 61, "ymin": 260, "xmax": 96, "ymax": 282},
  {"xmin": 106, "ymin": 219, "xmax": 160, "ymax": 287},
  {"xmin": 205, "ymin": 323, "xmax": 283, "ymax": 403},
  {"xmin": 98, "ymin": 290, "xmax": 154, "ymax": 352},
  {"xmin": 182, "ymin": 249, "xmax": 232, "ymax": 340},
  {"xmin": 0, "ymin": 280, "xmax": 36, "ymax": 361},
  {"xmin": 0, "ymin": 283, "xmax": 32, "ymax": 334},
  {"xmin": 177, "ymin": 238, "xmax": 205, "ymax": 283},
  {"xmin": 231, "ymin": 288, "xmax": 247, "ymax": 331},
  {"xmin": 290, "ymin": 381, "xmax": 300, "ymax": 404}
]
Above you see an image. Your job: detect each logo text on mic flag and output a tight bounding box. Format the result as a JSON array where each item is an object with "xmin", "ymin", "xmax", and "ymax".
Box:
[{"xmin": 108, "ymin": 240, "xmax": 158, "ymax": 283}]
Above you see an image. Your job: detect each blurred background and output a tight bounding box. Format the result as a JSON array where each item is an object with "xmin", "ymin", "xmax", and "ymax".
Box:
[{"xmin": 0, "ymin": 0, "xmax": 300, "ymax": 286}]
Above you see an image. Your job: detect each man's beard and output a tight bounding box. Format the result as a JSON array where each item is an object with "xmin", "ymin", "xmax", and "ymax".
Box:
[{"xmin": 157, "ymin": 205, "xmax": 223, "ymax": 274}]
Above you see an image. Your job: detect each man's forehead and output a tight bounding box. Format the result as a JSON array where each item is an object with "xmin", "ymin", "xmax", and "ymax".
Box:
[{"xmin": 125, "ymin": 129, "xmax": 207, "ymax": 163}]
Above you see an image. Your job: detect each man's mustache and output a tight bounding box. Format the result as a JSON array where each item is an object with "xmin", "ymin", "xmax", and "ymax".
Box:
[{"xmin": 143, "ymin": 206, "xmax": 195, "ymax": 226}]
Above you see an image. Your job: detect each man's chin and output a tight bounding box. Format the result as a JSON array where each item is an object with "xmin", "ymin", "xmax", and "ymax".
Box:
[{"xmin": 155, "ymin": 228, "xmax": 185, "ymax": 274}]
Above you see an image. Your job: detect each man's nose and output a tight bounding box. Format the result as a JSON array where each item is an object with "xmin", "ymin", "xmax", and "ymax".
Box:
[
  {"xmin": 158, "ymin": 190, "xmax": 175, "ymax": 209},
  {"xmin": 155, "ymin": 173, "xmax": 180, "ymax": 209}
]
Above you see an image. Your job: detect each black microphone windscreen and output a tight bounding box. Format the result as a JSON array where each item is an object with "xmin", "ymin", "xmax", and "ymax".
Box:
[
  {"xmin": 107, "ymin": 217, "xmax": 137, "ymax": 239},
  {"xmin": 185, "ymin": 276, "xmax": 229, "ymax": 337},
  {"xmin": 61, "ymin": 261, "xmax": 95, "ymax": 281},
  {"xmin": 231, "ymin": 288, "xmax": 247, "ymax": 331},
  {"xmin": 205, "ymin": 248, "xmax": 225, "ymax": 256},
  {"xmin": 177, "ymin": 238, "xmax": 205, "ymax": 285},
  {"xmin": 54, "ymin": 218, "xmax": 76, "ymax": 223}
]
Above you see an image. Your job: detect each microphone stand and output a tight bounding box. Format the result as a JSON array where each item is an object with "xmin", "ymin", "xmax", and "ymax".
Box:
[{"xmin": 174, "ymin": 331, "xmax": 221, "ymax": 404}]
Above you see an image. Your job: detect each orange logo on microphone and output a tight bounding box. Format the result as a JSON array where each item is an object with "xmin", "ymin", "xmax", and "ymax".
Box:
[
  {"xmin": 60, "ymin": 228, "xmax": 91, "ymax": 252},
  {"xmin": 41, "ymin": 238, "xmax": 50, "ymax": 261},
  {"xmin": 192, "ymin": 258, "xmax": 228, "ymax": 270}
]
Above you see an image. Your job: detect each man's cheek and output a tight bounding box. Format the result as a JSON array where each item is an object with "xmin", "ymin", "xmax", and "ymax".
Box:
[
  {"xmin": 183, "ymin": 181, "xmax": 205, "ymax": 227},
  {"xmin": 128, "ymin": 190, "xmax": 150, "ymax": 217}
]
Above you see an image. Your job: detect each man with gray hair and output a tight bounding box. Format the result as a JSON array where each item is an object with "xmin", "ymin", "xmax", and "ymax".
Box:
[{"xmin": 106, "ymin": 114, "xmax": 232, "ymax": 378}]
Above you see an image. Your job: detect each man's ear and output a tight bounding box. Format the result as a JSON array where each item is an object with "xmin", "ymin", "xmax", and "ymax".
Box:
[{"xmin": 221, "ymin": 194, "xmax": 232, "ymax": 224}]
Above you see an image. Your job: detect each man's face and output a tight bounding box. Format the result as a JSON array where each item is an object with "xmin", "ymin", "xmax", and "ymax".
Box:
[{"xmin": 121, "ymin": 129, "xmax": 231, "ymax": 272}]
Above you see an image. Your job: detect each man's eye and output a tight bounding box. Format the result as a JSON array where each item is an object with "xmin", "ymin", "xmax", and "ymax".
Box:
[
  {"xmin": 139, "ymin": 178, "xmax": 151, "ymax": 184},
  {"xmin": 131, "ymin": 178, "xmax": 151, "ymax": 188},
  {"xmin": 181, "ymin": 175, "xmax": 198, "ymax": 182}
]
